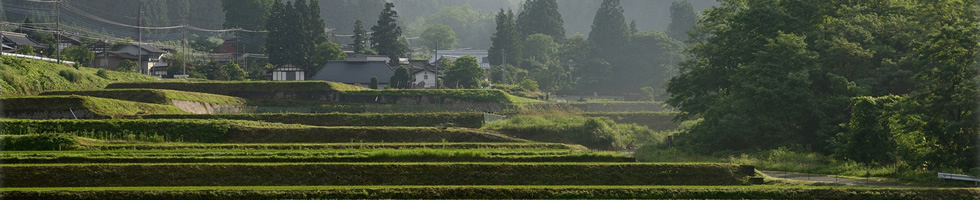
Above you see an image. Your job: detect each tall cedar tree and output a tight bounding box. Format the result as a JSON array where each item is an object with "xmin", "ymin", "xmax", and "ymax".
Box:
[
  {"xmin": 266, "ymin": 0, "xmax": 286, "ymax": 66},
  {"xmin": 666, "ymin": 1, "xmax": 697, "ymax": 42},
  {"xmin": 516, "ymin": 0, "xmax": 565, "ymax": 40},
  {"xmin": 589, "ymin": 0, "xmax": 630, "ymax": 61},
  {"xmin": 352, "ymin": 19, "xmax": 367, "ymax": 55},
  {"xmin": 221, "ymin": 0, "xmax": 272, "ymax": 53},
  {"xmin": 265, "ymin": 0, "xmax": 327, "ymax": 74},
  {"xmin": 371, "ymin": 2, "xmax": 408, "ymax": 64},
  {"xmin": 489, "ymin": 9, "xmax": 522, "ymax": 67}
]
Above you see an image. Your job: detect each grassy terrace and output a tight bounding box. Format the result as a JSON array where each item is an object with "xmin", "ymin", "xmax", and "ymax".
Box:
[
  {"xmin": 82, "ymin": 142, "xmax": 587, "ymax": 150},
  {"xmin": 1, "ymin": 163, "xmax": 752, "ymax": 187},
  {"xmin": 138, "ymin": 112, "xmax": 485, "ymax": 128},
  {"xmin": 0, "ymin": 56, "xmax": 157, "ymax": 96},
  {"xmin": 41, "ymin": 89, "xmax": 246, "ymax": 105},
  {"xmin": 0, "ymin": 148, "xmax": 633, "ymax": 163},
  {"xmin": 0, "ymin": 96, "xmax": 187, "ymax": 118},
  {"xmin": 3, "ymin": 186, "xmax": 978, "ymax": 200},
  {"xmin": 0, "ymin": 119, "xmax": 526, "ymax": 143}
]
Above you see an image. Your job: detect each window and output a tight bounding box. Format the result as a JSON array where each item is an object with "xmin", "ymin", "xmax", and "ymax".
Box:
[{"xmin": 424, "ymin": 74, "xmax": 428, "ymax": 80}]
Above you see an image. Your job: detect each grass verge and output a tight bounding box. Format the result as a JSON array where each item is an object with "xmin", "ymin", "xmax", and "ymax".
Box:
[
  {"xmin": 1, "ymin": 186, "xmax": 977, "ymax": 200},
  {"xmin": 0, "ymin": 96, "xmax": 186, "ymax": 118},
  {"xmin": 138, "ymin": 112, "xmax": 484, "ymax": 128},
  {"xmin": 0, "ymin": 163, "xmax": 751, "ymax": 187},
  {"xmin": 41, "ymin": 89, "xmax": 245, "ymax": 105}
]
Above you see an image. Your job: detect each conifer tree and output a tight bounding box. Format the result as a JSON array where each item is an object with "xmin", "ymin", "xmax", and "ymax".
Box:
[
  {"xmin": 266, "ymin": 0, "xmax": 286, "ymax": 66},
  {"xmin": 516, "ymin": 0, "xmax": 565, "ymax": 40},
  {"xmin": 352, "ymin": 19, "xmax": 367, "ymax": 55},
  {"xmin": 371, "ymin": 2, "xmax": 408, "ymax": 64},
  {"xmin": 666, "ymin": 1, "xmax": 697, "ymax": 42},
  {"xmin": 489, "ymin": 9, "xmax": 522, "ymax": 66},
  {"xmin": 589, "ymin": 0, "xmax": 630, "ymax": 60}
]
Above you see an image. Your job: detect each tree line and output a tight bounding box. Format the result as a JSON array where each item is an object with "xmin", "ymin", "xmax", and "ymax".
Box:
[{"xmin": 663, "ymin": 0, "xmax": 977, "ymax": 172}]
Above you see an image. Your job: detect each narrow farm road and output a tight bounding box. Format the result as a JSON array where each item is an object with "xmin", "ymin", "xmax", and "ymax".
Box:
[{"xmin": 762, "ymin": 171, "xmax": 907, "ymax": 187}]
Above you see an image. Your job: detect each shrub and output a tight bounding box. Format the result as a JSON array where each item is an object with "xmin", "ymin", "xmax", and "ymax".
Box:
[
  {"xmin": 58, "ymin": 70, "xmax": 84, "ymax": 82},
  {"xmin": 0, "ymin": 133, "xmax": 78, "ymax": 150},
  {"xmin": 96, "ymin": 69, "xmax": 110, "ymax": 79},
  {"xmin": 483, "ymin": 115, "xmax": 661, "ymax": 150},
  {"xmin": 117, "ymin": 60, "xmax": 137, "ymax": 72}
]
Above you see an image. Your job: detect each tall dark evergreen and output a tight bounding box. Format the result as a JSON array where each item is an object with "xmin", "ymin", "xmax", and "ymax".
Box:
[
  {"xmin": 221, "ymin": 0, "xmax": 272, "ymax": 53},
  {"xmin": 266, "ymin": 0, "xmax": 286, "ymax": 66},
  {"xmin": 352, "ymin": 19, "xmax": 367, "ymax": 55},
  {"xmin": 589, "ymin": 0, "xmax": 630, "ymax": 60},
  {"xmin": 488, "ymin": 9, "xmax": 522, "ymax": 67},
  {"xmin": 306, "ymin": 0, "xmax": 327, "ymax": 46},
  {"xmin": 371, "ymin": 2, "xmax": 408, "ymax": 64},
  {"xmin": 516, "ymin": 0, "xmax": 565, "ymax": 40},
  {"xmin": 666, "ymin": 1, "xmax": 697, "ymax": 42}
]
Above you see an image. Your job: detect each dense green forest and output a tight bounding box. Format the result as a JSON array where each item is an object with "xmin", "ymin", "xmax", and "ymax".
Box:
[{"xmin": 662, "ymin": 0, "xmax": 978, "ymax": 173}]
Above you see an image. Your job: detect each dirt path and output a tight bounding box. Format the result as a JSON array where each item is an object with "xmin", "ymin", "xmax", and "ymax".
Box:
[{"xmin": 762, "ymin": 171, "xmax": 906, "ymax": 187}]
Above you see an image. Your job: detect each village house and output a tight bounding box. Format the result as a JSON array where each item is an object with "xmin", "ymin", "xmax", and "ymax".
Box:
[
  {"xmin": 311, "ymin": 59, "xmax": 394, "ymax": 89},
  {"xmin": 1, "ymin": 31, "xmax": 48, "ymax": 55}
]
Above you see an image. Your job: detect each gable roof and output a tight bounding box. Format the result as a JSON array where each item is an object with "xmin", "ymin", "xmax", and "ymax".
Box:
[
  {"xmin": 127, "ymin": 42, "xmax": 168, "ymax": 54},
  {"xmin": 311, "ymin": 60, "xmax": 394, "ymax": 84},
  {"xmin": 429, "ymin": 50, "xmax": 490, "ymax": 69},
  {"xmin": 1, "ymin": 31, "xmax": 47, "ymax": 49}
]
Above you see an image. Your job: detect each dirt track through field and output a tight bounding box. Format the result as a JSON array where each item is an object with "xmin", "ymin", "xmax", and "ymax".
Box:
[{"xmin": 762, "ymin": 171, "xmax": 906, "ymax": 187}]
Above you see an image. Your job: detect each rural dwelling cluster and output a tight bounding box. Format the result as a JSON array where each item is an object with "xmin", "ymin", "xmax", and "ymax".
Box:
[{"xmin": 272, "ymin": 50, "xmax": 489, "ymax": 89}]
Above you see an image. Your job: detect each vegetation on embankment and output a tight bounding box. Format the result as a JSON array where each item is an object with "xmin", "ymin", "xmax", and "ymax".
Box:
[
  {"xmin": 138, "ymin": 112, "xmax": 484, "ymax": 128},
  {"xmin": 86, "ymin": 142, "xmax": 586, "ymax": 151},
  {"xmin": 1, "ymin": 163, "xmax": 751, "ymax": 187},
  {"xmin": 2, "ymin": 186, "xmax": 977, "ymax": 200},
  {"xmin": 41, "ymin": 89, "xmax": 245, "ymax": 105},
  {"xmin": 583, "ymin": 112, "xmax": 680, "ymax": 131},
  {"xmin": 0, "ymin": 148, "xmax": 634, "ymax": 163},
  {"xmin": 106, "ymin": 81, "xmax": 541, "ymax": 105},
  {"xmin": 0, "ymin": 119, "xmax": 524, "ymax": 143},
  {"xmin": 0, "ymin": 96, "xmax": 187, "ymax": 118},
  {"xmin": 0, "ymin": 134, "xmax": 79, "ymax": 151},
  {"xmin": 483, "ymin": 115, "xmax": 666, "ymax": 150},
  {"xmin": 0, "ymin": 56, "xmax": 157, "ymax": 96}
]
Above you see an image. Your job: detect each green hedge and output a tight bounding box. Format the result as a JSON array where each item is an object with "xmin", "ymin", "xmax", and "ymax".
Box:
[
  {"xmin": 3, "ymin": 187, "xmax": 978, "ymax": 200},
  {"xmin": 42, "ymin": 89, "xmax": 245, "ymax": 105},
  {"xmin": 0, "ymin": 96, "xmax": 187, "ymax": 118},
  {"xmin": 583, "ymin": 112, "xmax": 681, "ymax": 131},
  {"xmin": 0, "ymin": 119, "xmax": 523, "ymax": 143},
  {"xmin": 90, "ymin": 143, "xmax": 584, "ymax": 150},
  {"xmin": 105, "ymin": 81, "xmax": 362, "ymax": 95},
  {"xmin": 0, "ymin": 134, "xmax": 78, "ymax": 151},
  {"xmin": 138, "ymin": 112, "xmax": 484, "ymax": 128},
  {"xmin": 483, "ymin": 115, "xmax": 662, "ymax": 150},
  {"xmin": 1, "ymin": 163, "xmax": 750, "ymax": 187},
  {"xmin": 340, "ymin": 89, "xmax": 538, "ymax": 104}
]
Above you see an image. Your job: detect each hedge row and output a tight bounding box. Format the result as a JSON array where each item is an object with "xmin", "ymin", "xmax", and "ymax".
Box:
[
  {"xmin": 0, "ymin": 134, "xmax": 78, "ymax": 151},
  {"xmin": 3, "ymin": 187, "xmax": 978, "ymax": 200},
  {"xmin": 41, "ymin": 89, "xmax": 245, "ymax": 105},
  {"xmin": 0, "ymin": 119, "xmax": 523, "ymax": 143},
  {"xmin": 90, "ymin": 143, "xmax": 584, "ymax": 150},
  {"xmin": 138, "ymin": 112, "xmax": 484, "ymax": 128},
  {"xmin": 583, "ymin": 112, "xmax": 681, "ymax": 131},
  {"xmin": 1, "ymin": 153, "xmax": 634, "ymax": 164},
  {"xmin": 105, "ymin": 81, "xmax": 363, "ymax": 95},
  {"xmin": 340, "ymin": 89, "xmax": 525, "ymax": 104},
  {"xmin": 224, "ymin": 126, "xmax": 524, "ymax": 143},
  {"xmin": 1, "ymin": 163, "xmax": 751, "ymax": 187},
  {"xmin": 0, "ymin": 96, "xmax": 186, "ymax": 118}
]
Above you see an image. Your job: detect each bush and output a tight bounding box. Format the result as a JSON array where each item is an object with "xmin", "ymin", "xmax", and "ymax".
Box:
[
  {"xmin": 96, "ymin": 69, "xmax": 110, "ymax": 79},
  {"xmin": 483, "ymin": 115, "xmax": 662, "ymax": 150},
  {"xmin": 58, "ymin": 70, "xmax": 85, "ymax": 82},
  {"xmin": 0, "ymin": 133, "xmax": 78, "ymax": 150},
  {"xmin": 117, "ymin": 60, "xmax": 137, "ymax": 72}
]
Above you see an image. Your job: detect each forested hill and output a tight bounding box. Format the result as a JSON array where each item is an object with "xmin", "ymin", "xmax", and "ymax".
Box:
[{"xmin": 0, "ymin": 0, "xmax": 716, "ymax": 47}]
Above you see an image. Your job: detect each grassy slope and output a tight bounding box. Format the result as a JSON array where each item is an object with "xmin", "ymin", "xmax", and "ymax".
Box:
[
  {"xmin": 0, "ymin": 96, "xmax": 187, "ymax": 117},
  {"xmin": 2, "ymin": 186, "xmax": 977, "ymax": 200},
  {"xmin": 0, "ymin": 56, "xmax": 157, "ymax": 96},
  {"xmin": 138, "ymin": 112, "xmax": 485, "ymax": 128},
  {"xmin": 41, "ymin": 89, "xmax": 246, "ymax": 105},
  {"xmin": 0, "ymin": 163, "xmax": 751, "ymax": 187}
]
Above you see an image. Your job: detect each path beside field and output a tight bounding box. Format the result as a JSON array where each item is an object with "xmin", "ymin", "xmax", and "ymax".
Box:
[{"xmin": 762, "ymin": 171, "xmax": 906, "ymax": 187}]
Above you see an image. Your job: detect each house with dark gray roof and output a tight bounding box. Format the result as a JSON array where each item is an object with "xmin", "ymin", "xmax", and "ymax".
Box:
[
  {"xmin": 311, "ymin": 60, "xmax": 394, "ymax": 88},
  {"xmin": 112, "ymin": 42, "xmax": 170, "ymax": 75},
  {"xmin": 1, "ymin": 31, "xmax": 48, "ymax": 55}
]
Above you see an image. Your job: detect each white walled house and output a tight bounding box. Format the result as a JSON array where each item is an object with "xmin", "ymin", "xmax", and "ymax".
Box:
[
  {"xmin": 412, "ymin": 68, "xmax": 438, "ymax": 89},
  {"xmin": 271, "ymin": 64, "xmax": 305, "ymax": 81}
]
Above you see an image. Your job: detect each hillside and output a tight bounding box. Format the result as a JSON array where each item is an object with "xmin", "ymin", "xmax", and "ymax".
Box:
[{"xmin": 0, "ymin": 56, "xmax": 158, "ymax": 96}]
